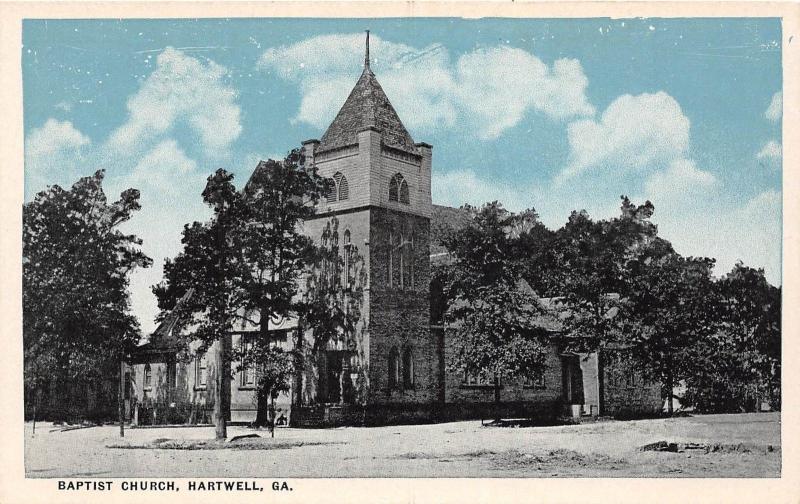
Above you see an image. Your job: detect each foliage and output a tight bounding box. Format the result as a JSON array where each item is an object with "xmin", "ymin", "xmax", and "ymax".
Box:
[
  {"xmin": 154, "ymin": 150, "xmax": 348, "ymax": 430},
  {"xmin": 23, "ymin": 170, "xmax": 151, "ymax": 401},
  {"xmin": 547, "ymin": 197, "xmax": 663, "ymax": 353},
  {"xmin": 618, "ymin": 252, "xmax": 720, "ymax": 410},
  {"xmin": 683, "ymin": 263, "xmax": 781, "ymax": 412},
  {"xmin": 440, "ymin": 202, "xmax": 553, "ymax": 419}
]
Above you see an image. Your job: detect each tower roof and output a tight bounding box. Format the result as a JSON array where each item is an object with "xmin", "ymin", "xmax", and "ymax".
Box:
[{"xmin": 318, "ymin": 33, "xmax": 417, "ymax": 154}]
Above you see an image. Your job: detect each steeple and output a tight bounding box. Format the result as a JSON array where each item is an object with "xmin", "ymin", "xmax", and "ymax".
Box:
[
  {"xmin": 364, "ymin": 30, "xmax": 371, "ymax": 72},
  {"xmin": 317, "ymin": 31, "xmax": 417, "ymax": 154}
]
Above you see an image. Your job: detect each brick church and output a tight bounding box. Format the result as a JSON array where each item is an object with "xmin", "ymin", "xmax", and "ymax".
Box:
[{"xmin": 126, "ymin": 35, "xmax": 662, "ymax": 427}]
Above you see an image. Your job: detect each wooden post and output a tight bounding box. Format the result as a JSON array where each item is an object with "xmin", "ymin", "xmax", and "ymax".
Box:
[{"xmin": 118, "ymin": 358, "xmax": 125, "ymax": 437}]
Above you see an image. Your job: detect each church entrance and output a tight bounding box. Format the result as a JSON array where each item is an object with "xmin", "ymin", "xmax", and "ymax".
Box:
[
  {"xmin": 323, "ymin": 351, "xmax": 356, "ymax": 405},
  {"xmin": 561, "ymin": 355, "xmax": 584, "ymax": 405}
]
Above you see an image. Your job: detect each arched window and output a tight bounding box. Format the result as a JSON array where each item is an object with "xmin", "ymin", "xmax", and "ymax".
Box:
[
  {"xmin": 325, "ymin": 178, "xmax": 337, "ymax": 203},
  {"xmin": 388, "ymin": 174, "xmax": 399, "ymax": 202},
  {"xmin": 336, "ymin": 173, "xmax": 349, "ymax": 201},
  {"xmin": 143, "ymin": 364, "xmax": 152, "ymax": 389},
  {"xmin": 402, "ymin": 346, "xmax": 414, "ymax": 389},
  {"xmin": 399, "ymin": 178, "xmax": 409, "ymax": 204},
  {"xmin": 388, "ymin": 347, "xmax": 400, "ymax": 390},
  {"xmin": 343, "ymin": 229, "xmax": 352, "ymax": 290},
  {"xmin": 389, "ymin": 173, "xmax": 409, "ymax": 203}
]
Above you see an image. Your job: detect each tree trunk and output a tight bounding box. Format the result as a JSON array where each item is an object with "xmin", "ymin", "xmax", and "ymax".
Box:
[
  {"xmin": 254, "ymin": 386, "xmax": 270, "ymax": 427},
  {"xmin": 31, "ymin": 387, "xmax": 37, "ymax": 437},
  {"xmin": 270, "ymin": 393, "xmax": 276, "ymax": 439},
  {"xmin": 118, "ymin": 359, "xmax": 125, "ymax": 438},
  {"xmin": 666, "ymin": 369, "xmax": 674, "ymax": 416},
  {"xmin": 493, "ymin": 374, "xmax": 501, "ymax": 423},
  {"xmin": 214, "ymin": 336, "xmax": 229, "ymax": 440}
]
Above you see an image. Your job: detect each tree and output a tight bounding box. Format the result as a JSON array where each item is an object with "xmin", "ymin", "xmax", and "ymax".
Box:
[
  {"xmin": 547, "ymin": 197, "xmax": 662, "ymax": 353},
  {"xmin": 154, "ymin": 169, "xmax": 243, "ymax": 439},
  {"xmin": 441, "ymin": 202, "xmax": 554, "ymax": 422},
  {"xmin": 618, "ymin": 252, "xmax": 720, "ymax": 414},
  {"xmin": 683, "ymin": 263, "xmax": 781, "ymax": 412},
  {"xmin": 233, "ymin": 150, "xmax": 327, "ymax": 427},
  {"xmin": 155, "ymin": 151, "xmax": 336, "ymax": 436},
  {"xmin": 23, "ymin": 171, "xmax": 151, "ymax": 426}
]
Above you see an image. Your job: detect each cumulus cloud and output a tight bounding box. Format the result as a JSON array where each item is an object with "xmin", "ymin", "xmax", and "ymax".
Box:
[
  {"xmin": 107, "ymin": 47, "xmax": 242, "ymax": 155},
  {"xmin": 432, "ymin": 169, "xmax": 534, "ymax": 211},
  {"xmin": 651, "ymin": 189, "xmax": 782, "ymax": 285},
  {"xmin": 24, "ymin": 119, "xmax": 92, "ymax": 196},
  {"xmin": 757, "ymin": 140, "xmax": 782, "ymax": 161},
  {"xmin": 644, "ymin": 159, "xmax": 716, "ymax": 203},
  {"xmin": 765, "ymin": 91, "xmax": 782, "ymax": 122},
  {"xmin": 25, "ymin": 47, "xmax": 244, "ymax": 332},
  {"xmin": 258, "ymin": 33, "xmax": 594, "ymax": 139},
  {"xmin": 559, "ymin": 92, "xmax": 690, "ymax": 183},
  {"xmin": 125, "ymin": 139, "xmax": 199, "ymax": 196}
]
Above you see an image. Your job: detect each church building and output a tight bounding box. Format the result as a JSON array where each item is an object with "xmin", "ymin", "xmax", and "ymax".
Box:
[{"xmin": 126, "ymin": 34, "xmax": 662, "ymax": 427}]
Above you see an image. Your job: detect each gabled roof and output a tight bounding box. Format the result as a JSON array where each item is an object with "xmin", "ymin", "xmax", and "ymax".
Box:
[
  {"xmin": 135, "ymin": 288, "xmax": 194, "ymax": 354},
  {"xmin": 318, "ymin": 67, "xmax": 417, "ymax": 154}
]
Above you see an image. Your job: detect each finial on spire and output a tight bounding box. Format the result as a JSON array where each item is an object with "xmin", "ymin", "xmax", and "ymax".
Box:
[{"xmin": 364, "ymin": 30, "xmax": 371, "ymax": 70}]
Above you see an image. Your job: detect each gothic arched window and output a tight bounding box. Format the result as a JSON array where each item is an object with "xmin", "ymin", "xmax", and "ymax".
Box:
[
  {"xmin": 402, "ymin": 346, "xmax": 414, "ymax": 389},
  {"xmin": 389, "ymin": 173, "xmax": 409, "ymax": 203},
  {"xmin": 399, "ymin": 178, "xmax": 409, "ymax": 204},
  {"xmin": 388, "ymin": 174, "xmax": 400, "ymax": 202},
  {"xmin": 325, "ymin": 178, "xmax": 337, "ymax": 203},
  {"xmin": 388, "ymin": 347, "xmax": 400, "ymax": 390},
  {"xmin": 335, "ymin": 172, "xmax": 349, "ymax": 201}
]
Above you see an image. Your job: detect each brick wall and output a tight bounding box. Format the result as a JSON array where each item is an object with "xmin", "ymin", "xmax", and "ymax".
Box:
[
  {"xmin": 368, "ymin": 207, "xmax": 436, "ymax": 406},
  {"xmin": 443, "ymin": 334, "xmax": 564, "ymax": 410},
  {"xmin": 601, "ymin": 350, "xmax": 663, "ymax": 417}
]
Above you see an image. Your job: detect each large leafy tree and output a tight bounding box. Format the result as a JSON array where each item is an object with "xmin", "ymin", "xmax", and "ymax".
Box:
[
  {"xmin": 154, "ymin": 169, "xmax": 244, "ymax": 439},
  {"xmin": 548, "ymin": 197, "xmax": 663, "ymax": 353},
  {"xmin": 683, "ymin": 263, "xmax": 781, "ymax": 412},
  {"xmin": 23, "ymin": 170, "xmax": 151, "ymax": 421},
  {"xmin": 441, "ymin": 202, "xmax": 554, "ymax": 421},
  {"xmin": 233, "ymin": 151, "xmax": 327, "ymax": 428},
  {"xmin": 154, "ymin": 151, "xmax": 333, "ymax": 436},
  {"xmin": 618, "ymin": 252, "xmax": 720, "ymax": 414}
]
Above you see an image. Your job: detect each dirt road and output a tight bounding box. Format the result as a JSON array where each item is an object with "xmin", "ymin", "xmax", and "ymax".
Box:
[{"xmin": 25, "ymin": 412, "xmax": 780, "ymax": 478}]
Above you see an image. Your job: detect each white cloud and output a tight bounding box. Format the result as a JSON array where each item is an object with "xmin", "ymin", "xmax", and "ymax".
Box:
[
  {"xmin": 651, "ymin": 189, "xmax": 781, "ymax": 285},
  {"xmin": 126, "ymin": 139, "xmax": 198, "ymax": 196},
  {"xmin": 107, "ymin": 47, "xmax": 242, "ymax": 156},
  {"xmin": 757, "ymin": 140, "xmax": 782, "ymax": 161},
  {"xmin": 559, "ymin": 92, "xmax": 690, "ymax": 183},
  {"xmin": 765, "ymin": 91, "xmax": 782, "ymax": 122},
  {"xmin": 24, "ymin": 119, "xmax": 92, "ymax": 196},
  {"xmin": 109, "ymin": 140, "xmax": 211, "ymax": 334},
  {"xmin": 25, "ymin": 47, "xmax": 243, "ymax": 333},
  {"xmin": 644, "ymin": 159, "xmax": 716, "ymax": 203},
  {"xmin": 432, "ymin": 169, "xmax": 533, "ymax": 211},
  {"xmin": 258, "ymin": 34, "xmax": 593, "ymax": 139}
]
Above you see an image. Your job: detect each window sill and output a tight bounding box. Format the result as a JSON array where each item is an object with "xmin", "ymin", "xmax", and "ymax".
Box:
[
  {"xmin": 194, "ymin": 386, "xmax": 207, "ymax": 391},
  {"xmin": 459, "ymin": 384, "xmax": 502, "ymax": 390},
  {"xmin": 238, "ymin": 386, "xmax": 257, "ymax": 391}
]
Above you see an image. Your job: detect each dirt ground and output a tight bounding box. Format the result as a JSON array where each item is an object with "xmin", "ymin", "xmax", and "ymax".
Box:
[{"xmin": 24, "ymin": 412, "xmax": 780, "ymax": 478}]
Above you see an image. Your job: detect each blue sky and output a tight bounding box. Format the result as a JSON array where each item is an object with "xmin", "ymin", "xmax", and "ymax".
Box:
[{"xmin": 22, "ymin": 18, "xmax": 782, "ymax": 333}]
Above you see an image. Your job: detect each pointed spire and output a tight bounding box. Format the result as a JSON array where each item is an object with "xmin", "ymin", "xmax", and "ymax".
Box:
[{"xmin": 364, "ymin": 30, "xmax": 371, "ymax": 71}]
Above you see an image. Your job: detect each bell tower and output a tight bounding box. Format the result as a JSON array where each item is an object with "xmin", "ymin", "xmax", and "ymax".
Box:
[{"xmin": 300, "ymin": 32, "xmax": 436, "ymax": 418}]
